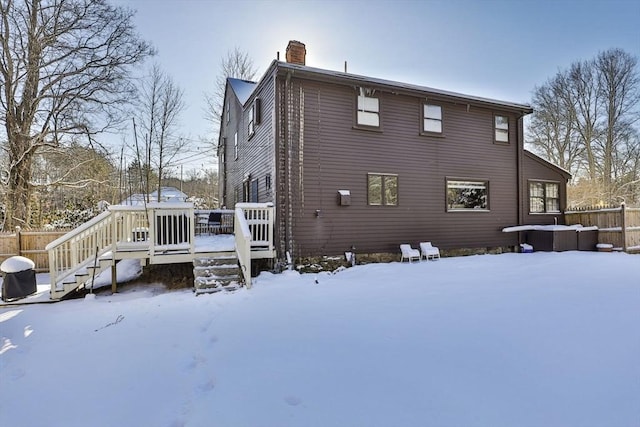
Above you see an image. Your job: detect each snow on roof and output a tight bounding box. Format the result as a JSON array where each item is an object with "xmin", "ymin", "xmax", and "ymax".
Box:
[
  {"xmin": 228, "ymin": 77, "xmax": 257, "ymax": 105},
  {"xmin": 149, "ymin": 187, "xmax": 188, "ymax": 202},
  {"xmin": 119, "ymin": 187, "xmax": 188, "ymax": 205},
  {"xmin": 502, "ymin": 224, "xmax": 598, "ymax": 232}
]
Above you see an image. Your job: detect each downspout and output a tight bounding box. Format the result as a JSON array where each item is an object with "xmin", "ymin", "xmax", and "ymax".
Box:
[
  {"xmin": 285, "ymin": 70, "xmax": 293, "ymax": 260},
  {"xmin": 516, "ymin": 113, "xmax": 525, "ymax": 247},
  {"xmin": 220, "ymin": 138, "xmax": 227, "ymax": 207},
  {"xmin": 516, "ymin": 114, "xmax": 525, "ymax": 226}
]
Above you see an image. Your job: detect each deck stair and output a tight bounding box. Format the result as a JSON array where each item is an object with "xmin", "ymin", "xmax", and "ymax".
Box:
[
  {"xmin": 193, "ymin": 253, "xmax": 244, "ymax": 294},
  {"xmin": 57, "ymin": 253, "xmax": 114, "ymax": 298}
]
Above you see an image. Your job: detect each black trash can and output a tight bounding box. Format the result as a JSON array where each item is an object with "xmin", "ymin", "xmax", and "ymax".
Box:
[{"xmin": 1, "ymin": 256, "xmax": 37, "ymax": 301}]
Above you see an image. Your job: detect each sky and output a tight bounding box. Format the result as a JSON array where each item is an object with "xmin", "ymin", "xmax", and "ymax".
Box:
[
  {"xmin": 1, "ymin": 251, "xmax": 639, "ymax": 426},
  {"xmin": 114, "ymin": 0, "xmax": 640, "ymax": 175}
]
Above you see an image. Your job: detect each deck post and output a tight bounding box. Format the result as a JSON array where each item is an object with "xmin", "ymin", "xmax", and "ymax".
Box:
[
  {"xmin": 111, "ymin": 261, "xmax": 117, "ymax": 293},
  {"xmin": 621, "ymin": 202, "xmax": 627, "ymax": 252}
]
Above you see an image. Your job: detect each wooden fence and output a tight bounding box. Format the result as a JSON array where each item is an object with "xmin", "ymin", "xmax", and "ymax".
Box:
[
  {"xmin": 0, "ymin": 227, "xmax": 72, "ymax": 272},
  {"xmin": 565, "ymin": 204, "xmax": 640, "ymax": 251}
]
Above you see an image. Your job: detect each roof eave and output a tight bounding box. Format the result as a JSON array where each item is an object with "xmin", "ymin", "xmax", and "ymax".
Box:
[{"xmin": 276, "ymin": 62, "xmax": 533, "ymax": 115}]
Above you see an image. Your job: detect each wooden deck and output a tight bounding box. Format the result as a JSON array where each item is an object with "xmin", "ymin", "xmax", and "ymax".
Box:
[{"xmin": 44, "ymin": 203, "xmax": 275, "ymax": 300}]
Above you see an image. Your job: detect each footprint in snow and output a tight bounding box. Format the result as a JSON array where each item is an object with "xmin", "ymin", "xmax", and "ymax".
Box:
[
  {"xmin": 10, "ymin": 368, "xmax": 26, "ymax": 380},
  {"xmin": 199, "ymin": 377, "xmax": 216, "ymax": 392},
  {"xmin": 185, "ymin": 354, "xmax": 207, "ymax": 371},
  {"xmin": 284, "ymin": 395, "xmax": 302, "ymax": 406}
]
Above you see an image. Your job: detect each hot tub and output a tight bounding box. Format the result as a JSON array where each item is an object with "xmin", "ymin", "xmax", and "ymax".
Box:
[{"xmin": 502, "ymin": 224, "xmax": 599, "ymax": 252}]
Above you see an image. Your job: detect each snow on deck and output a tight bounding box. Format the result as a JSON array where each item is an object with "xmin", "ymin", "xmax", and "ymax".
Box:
[{"xmin": 1, "ymin": 235, "xmax": 237, "ymax": 304}]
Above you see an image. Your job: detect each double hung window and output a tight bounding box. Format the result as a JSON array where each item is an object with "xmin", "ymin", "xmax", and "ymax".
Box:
[
  {"xmin": 357, "ymin": 88, "xmax": 380, "ymax": 128},
  {"xmin": 423, "ymin": 104, "xmax": 443, "ymax": 134},
  {"xmin": 529, "ymin": 182, "xmax": 560, "ymax": 213},
  {"xmin": 494, "ymin": 115, "xmax": 509, "ymax": 143}
]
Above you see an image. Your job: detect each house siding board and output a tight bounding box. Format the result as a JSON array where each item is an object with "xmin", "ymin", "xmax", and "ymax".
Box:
[
  {"xmin": 220, "ymin": 62, "xmax": 566, "ymax": 261},
  {"xmin": 522, "ymin": 152, "xmax": 569, "ymax": 225},
  {"xmin": 290, "ymin": 79, "xmax": 519, "ymax": 257},
  {"xmin": 221, "ymin": 74, "xmax": 277, "ymax": 209}
]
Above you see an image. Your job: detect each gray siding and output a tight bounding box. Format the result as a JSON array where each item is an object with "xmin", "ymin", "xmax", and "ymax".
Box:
[
  {"xmin": 220, "ymin": 74, "xmax": 276, "ymax": 209},
  {"xmin": 522, "ymin": 152, "xmax": 569, "ymax": 225},
  {"xmin": 285, "ymin": 78, "xmax": 523, "ymax": 257}
]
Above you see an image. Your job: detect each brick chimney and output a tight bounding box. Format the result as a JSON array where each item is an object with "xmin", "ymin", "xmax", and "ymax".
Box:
[{"xmin": 285, "ymin": 40, "xmax": 306, "ymax": 65}]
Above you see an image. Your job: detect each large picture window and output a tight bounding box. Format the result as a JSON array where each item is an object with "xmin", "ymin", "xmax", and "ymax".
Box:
[
  {"xmin": 368, "ymin": 173, "xmax": 398, "ymax": 206},
  {"xmin": 357, "ymin": 88, "xmax": 380, "ymax": 128},
  {"xmin": 529, "ymin": 181, "xmax": 560, "ymax": 213},
  {"xmin": 447, "ymin": 179, "xmax": 488, "ymax": 211}
]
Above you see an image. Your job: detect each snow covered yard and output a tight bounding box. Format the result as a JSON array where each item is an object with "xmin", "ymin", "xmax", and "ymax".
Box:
[{"xmin": 1, "ymin": 251, "xmax": 638, "ymax": 427}]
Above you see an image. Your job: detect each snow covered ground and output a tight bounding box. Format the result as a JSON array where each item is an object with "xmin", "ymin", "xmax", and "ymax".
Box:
[{"xmin": 1, "ymin": 251, "xmax": 638, "ymax": 427}]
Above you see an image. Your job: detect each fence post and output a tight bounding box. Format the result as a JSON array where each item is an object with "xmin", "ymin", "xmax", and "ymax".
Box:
[
  {"xmin": 620, "ymin": 202, "xmax": 627, "ymax": 252},
  {"xmin": 15, "ymin": 226, "xmax": 21, "ymax": 257}
]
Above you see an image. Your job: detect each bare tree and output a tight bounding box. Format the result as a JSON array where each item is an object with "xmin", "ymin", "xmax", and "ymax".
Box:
[
  {"xmin": 596, "ymin": 48, "xmax": 640, "ymax": 192},
  {"xmin": 135, "ymin": 64, "xmax": 186, "ymax": 202},
  {"xmin": 566, "ymin": 59, "xmax": 602, "ymax": 181},
  {"xmin": 527, "ymin": 48, "xmax": 640, "ymax": 206},
  {"xmin": 204, "ymin": 47, "xmax": 257, "ymax": 137},
  {"xmin": 0, "ymin": 0, "xmax": 154, "ymax": 229},
  {"xmin": 529, "ymin": 73, "xmax": 582, "ymax": 175}
]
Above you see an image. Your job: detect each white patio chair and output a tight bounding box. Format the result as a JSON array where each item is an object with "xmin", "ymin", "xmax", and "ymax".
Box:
[
  {"xmin": 420, "ymin": 242, "xmax": 440, "ymax": 260},
  {"xmin": 400, "ymin": 244, "xmax": 421, "ymax": 263}
]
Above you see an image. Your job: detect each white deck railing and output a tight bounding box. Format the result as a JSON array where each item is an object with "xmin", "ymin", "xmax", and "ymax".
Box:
[
  {"xmin": 46, "ymin": 210, "xmax": 115, "ymax": 297},
  {"xmin": 46, "ymin": 202, "xmax": 275, "ymax": 299},
  {"xmin": 234, "ymin": 203, "xmax": 276, "ymax": 288},
  {"xmin": 234, "ymin": 207, "xmax": 253, "ymax": 289}
]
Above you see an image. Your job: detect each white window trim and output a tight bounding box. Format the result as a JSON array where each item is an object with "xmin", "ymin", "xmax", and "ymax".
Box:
[
  {"xmin": 248, "ymin": 105, "xmax": 255, "ymax": 137},
  {"xmin": 356, "ymin": 88, "xmax": 380, "ymax": 128},
  {"xmin": 423, "ymin": 104, "xmax": 443, "ymax": 134},
  {"xmin": 494, "ymin": 114, "xmax": 509, "ymax": 143},
  {"xmin": 234, "ymin": 132, "xmax": 238, "ymax": 160}
]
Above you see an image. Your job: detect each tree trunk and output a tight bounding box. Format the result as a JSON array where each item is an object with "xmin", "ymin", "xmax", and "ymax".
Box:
[{"xmin": 5, "ymin": 147, "xmax": 34, "ymax": 229}]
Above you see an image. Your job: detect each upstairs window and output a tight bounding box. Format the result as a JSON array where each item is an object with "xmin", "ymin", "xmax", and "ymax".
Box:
[
  {"xmin": 423, "ymin": 104, "xmax": 443, "ymax": 134},
  {"xmin": 494, "ymin": 115, "xmax": 509, "ymax": 143},
  {"xmin": 226, "ymin": 103, "xmax": 230, "ymax": 124},
  {"xmin": 247, "ymin": 98, "xmax": 261, "ymax": 138},
  {"xmin": 368, "ymin": 173, "xmax": 398, "ymax": 206},
  {"xmin": 357, "ymin": 88, "xmax": 380, "ymax": 128},
  {"xmin": 248, "ymin": 105, "xmax": 255, "ymax": 137},
  {"xmin": 234, "ymin": 132, "xmax": 238, "ymax": 160},
  {"xmin": 447, "ymin": 179, "xmax": 488, "ymax": 211},
  {"xmin": 529, "ymin": 181, "xmax": 560, "ymax": 213}
]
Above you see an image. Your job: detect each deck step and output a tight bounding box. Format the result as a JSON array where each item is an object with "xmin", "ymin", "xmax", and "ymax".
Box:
[{"xmin": 193, "ymin": 254, "xmax": 243, "ymax": 294}]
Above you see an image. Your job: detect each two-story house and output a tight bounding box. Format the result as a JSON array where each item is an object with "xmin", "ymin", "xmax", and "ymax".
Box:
[{"xmin": 218, "ymin": 41, "xmax": 570, "ymax": 262}]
